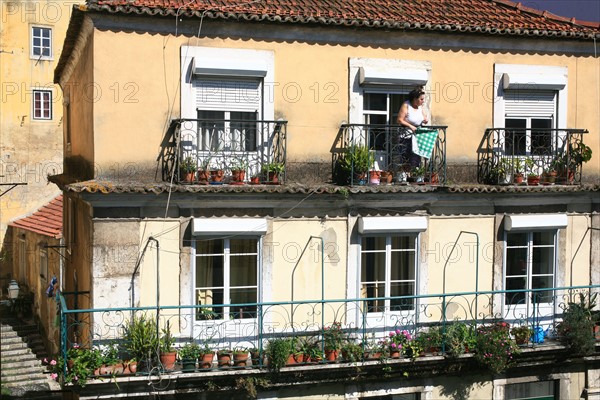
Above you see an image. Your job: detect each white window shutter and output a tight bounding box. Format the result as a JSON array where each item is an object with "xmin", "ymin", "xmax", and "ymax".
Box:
[
  {"xmin": 194, "ymin": 79, "xmax": 261, "ymax": 113},
  {"xmin": 504, "ymin": 90, "xmax": 556, "ymax": 118}
]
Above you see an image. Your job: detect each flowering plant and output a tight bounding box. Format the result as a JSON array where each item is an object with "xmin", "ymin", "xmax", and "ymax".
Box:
[
  {"xmin": 323, "ymin": 322, "xmax": 345, "ymax": 350},
  {"xmin": 475, "ymin": 323, "xmax": 519, "ymax": 374},
  {"xmin": 387, "ymin": 329, "xmax": 411, "ymax": 353},
  {"xmin": 44, "ymin": 343, "xmax": 103, "ymax": 387}
]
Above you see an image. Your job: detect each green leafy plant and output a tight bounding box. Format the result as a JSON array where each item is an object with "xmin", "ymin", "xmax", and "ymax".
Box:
[
  {"xmin": 265, "ymin": 337, "xmax": 293, "ymax": 371},
  {"xmin": 101, "ymin": 342, "xmax": 121, "ymax": 366},
  {"xmin": 123, "ymin": 314, "xmax": 159, "ymax": 364},
  {"xmin": 474, "ymin": 322, "xmax": 519, "ymax": 374},
  {"xmin": 262, "ymin": 162, "xmax": 285, "ymax": 174},
  {"xmin": 178, "ymin": 342, "xmax": 201, "ymax": 360},
  {"xmin": 159, "ymin": 323, "xmax": 175, "ymax": 354},
  {"xmin": 386, "ymin": 329, "xmax": 411, "ymax": 354},
  {"xmin": 45, "ymin": 344, "xmax": 103, "ymax": 387},
  {"xmin": 558, "ymin": 293, "xmax": 597, "ymax": 356},
  {"xmin": 444, "ymin": 321, "xmax": 477, "ymax": 357},
  {"xmin": 341, "ymin": 341, "xmax": 363, "ymax": 362},
  {"xmin": 333, "ymin": 145, "xmax": 374, "ymax": 185},
  {"xmin": 412, "ymin": 165, "xmax": 426, "ymax": 177},
  {"xmin": 179, "ymin": 156, "xmax": 196, "ymax": 173},
  {"xmin": 323, "ymin": 322, "xmax": 345, "ymax": 351},
  {"xmin": 416, "ymin": 327, "xmax": 443, "ymax": 352},
  {"xmin": 510, "ymin": 325, "xmax": 532, "ymax": 344}
]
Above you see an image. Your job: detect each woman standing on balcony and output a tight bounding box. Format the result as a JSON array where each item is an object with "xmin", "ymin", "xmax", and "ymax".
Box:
[{"xmin": 393, "ymin": 87, "xmax": 429, "ymax": 178}]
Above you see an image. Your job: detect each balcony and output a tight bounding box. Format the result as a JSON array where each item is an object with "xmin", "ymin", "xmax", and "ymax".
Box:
[
  {"xmin": 477, "ymin": 128, "xmax": 591, "ymax": 185},
  {"xmin": 163, "ymin": 118, "xmax": 287, "ymax": 184},
  {"xmin": 332, "ymin": 124, "xmax": 447, "ymax": 186},
  {"xmin": 53, "ymin": 285, "xmax": 599, "ymax": 396}
]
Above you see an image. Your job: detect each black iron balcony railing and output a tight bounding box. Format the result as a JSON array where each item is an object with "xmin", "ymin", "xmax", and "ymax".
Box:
[
  {"xmin": 163, "ymin": 118, "xmax": 287, "ymax": 184},
  {"xmin": 477, "ymin": 128, "xmax": 590, "ymax": 185},
  {"xmin": 331, "ymin": 124, "xmax": 447, "ymax": 186}
]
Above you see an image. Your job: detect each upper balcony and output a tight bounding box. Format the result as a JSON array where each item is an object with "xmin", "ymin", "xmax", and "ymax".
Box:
[
  {"xmin": 164, "ymin": 118, "xmax": 287, "ymax": 184},
  {"xmin": 331, "ymin": 124, "xmax": 447, "ymax": 186},
  {"xmin": 477, "ymin": 128, "xmax": 591, "ymax": 185}
]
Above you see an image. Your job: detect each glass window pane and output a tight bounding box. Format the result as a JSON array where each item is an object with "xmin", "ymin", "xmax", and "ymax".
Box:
[
  {"xmin": 390, "ymin": 94, "xmax": 406, "ymax": 123},
  {"xmin": 507, "ymin": 232, "xmax": 527, "ymax": 247},
  {"xmin": 196, "ymin": 289, "xmax": 223, "ymax": 319},
  {"xmin": 531, "ymin": 119, "xmax": 553, "ymax": 156},
  {"xmin": 197, "ymin": 239, "xmax": 223, "ymax": 255},
  {"xmin": 362, "ymin": 236, "xmax": 385, "ymax": 251},
  {"xmin": 533, "ymin": 231, "xmax": 554, "ymax": 246},
  {"xmin": 230, "ymin": 288, "xmax": 257, "ymax": 318},
  {"xmin": 505, "ymin": 118, "xmax": 527, "ymax": 156},
  {"xmin": 390, "ymin": 282, "xmax": 415, "ymax": 310},
  {"xmin": 361, "ymin": 251, "xmax": 386, "ymax": 283},
  {"xmin": 196, "ymin": 255, "xmax": 224, "ymax": 287},
  {"xmin": 391, "ymin": 235, "xmax": 414, "ymax": 250},
  {"xmin": 532, "ymin": 247, "xmax": 554, "ymax": 275},
  {"xmin": 505, "ymin": 380, "xmax": 555, "ymax": 400},
  {"xmin": 505, "ymin": 277, "xmax": 527, "ymax": 305},
  {"xmin": 506, "ymin": 248, "xmax": 527, "ymax": 276},
  {"xmin": 363, "ymin": 93, "xmax": 386, "ymax": 111},
  {"xmin": 390, "ymin": 251, "xmax": 415, "ymax": 281},
  {"xmin": 230, "ymin": 238, "xmax": 256, "ymax": 254},
  {"xmin": 230, "ymin": 254, "xmax": 257, "ymax": 286},
  {"xmin": 361, "ymin": 283, "xmax": 385, "ymax": 312}
]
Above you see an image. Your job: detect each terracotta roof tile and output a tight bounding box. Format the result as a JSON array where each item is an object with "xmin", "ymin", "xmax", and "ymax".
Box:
[
  {"xmin": 86, "ymin": 0, "xmax": 599, "ymax": 37},
  {"xmin": 56, "ymin": 179, "xmax": 600, "ymax": 196},
  {"xmin": 10, "ymin": 195, "xmax": 63, "ymax": 239}
]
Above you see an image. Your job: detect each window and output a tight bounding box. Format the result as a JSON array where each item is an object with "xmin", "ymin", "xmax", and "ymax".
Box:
[
  {"xmin": 504, "ymin": 91, "xmax": 555, "ymax": 156},
  {"xmin": 195, "ymin": 238, "xmax": 258, "ymax": 320},
  {"xmin": 40, "ymin": 248, "xmax": 48, "ymax": 281},
  {"xmin": 504, "ymin": 231, "xmax": 556, "ymax": 306},
  {"xmin": 504, "ymin": 380, "xmax": 557, "ymax": 400},
  {"xmin": 363, "ymin": 92, "xmax": 406, "ymax": 150},
  {"xmin": 32, "ymin": 90, "xmax": 52, "ymax": 120},
  {"xmin": 360, "ymin": 235, "xmax": 417, "ymax": 312},
  {"xmin": 31, "ymin": 26, "xmax": 52, "ymax": 58},
  {"xmin": 198, "ymin": 109, "xmax": 257, "ymax": 152}
]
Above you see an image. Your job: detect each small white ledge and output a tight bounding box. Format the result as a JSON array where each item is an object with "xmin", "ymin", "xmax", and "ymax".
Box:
[
  {"xmin": 193, "ymin": 218, "xmax": 268, "ymax": 236},
  {"xmin": 358, "ymin": 216, "xmax": 428, "ymax": 234},
  {"xmin": 504, "ymin": 214, "xmax": 568, "ymax": 231}
]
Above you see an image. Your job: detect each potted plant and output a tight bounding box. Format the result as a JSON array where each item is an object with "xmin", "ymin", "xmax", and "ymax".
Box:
[
  {"xmin": 197, "ymin": 156, "xmax": 212, "ymax": 183},
  {"xmin": 512, "ymin": 158, "xmax": 524, "ymax": 184},
  {"xmin": 216, "ymin": 349, "xmax": 233, "ymax": 368},
  {"xmin": 369, "ymin": 169, "xmax": 381, "ymax": 185},
  {"xmin": 444, "ymin": 321, "xmax": 477, "ymax": 357},
  {"xmin": 229, "ymin": 158, "xmax": 248, "ymax": 184},
  {"xmin": 333, "ymin": 145, "xmax": 373, "ymax": 185},
  {"xmin": 293, "ymin": 337, "xmax": 320, "ymax": 364},
  {"xmin": 474, "ymin": 322, "xmax": 519, "ymax": 374},
  {"xmin": 341, "ymin": 341, "xmax": 363, "ymax": 362},
  {"xmin": 525, "ymin": 157, "xmax": 540, "ymax": 186},
  {"xmin": 379, "ymin": 170, "xmax": 393, "ymax": 185},
  {"xmin": 556, "ymin": 141, "xmax": 592, "ymax": 184},
  {"xmin": 159, "ymin": 324, "xmax": 177, "ymax": 371},
  {"xmin": 411, "ymin": 165, "xmax": 426, "ymax": 183},
  {"xmin": 98, "ymin": 342, "xmax": 123, "ymax": 376},
  {"xmin": 178, "ymin": 341, "xmax": 201, "ymax": 372},
  {"xmin": 386, "ymin": 329, "xmax": 411, "ymax": 358},
  {"xmin": 417, "ymin": 327, "xmax": 443, "ymax": 354},
  {"xmin": 557, "ymin": 293, "xmax": 597, "ymax": 356},
  {"xmin": 322, "ymin": 322, "xmax": 344, "ymax": 362},
  {"xmin": 232, "ymin": 347, "xmax": 249, "ymax": 367},
  {"xmin": 510, "ymin": 325, "xmax": 532, "ymax": 345},
  {"xmin": 198, "ymin": 343, "xmax": 214, "ymax": 369},
  {"xmin": 248, "ymin": 347, "xmax": 261, "ymax": 367},
  {"xmin": 265, "ymin": 337, "xmax": 293, "ymax": 372},
  {"xmin": 179, "ymin": 156, "xmax": 196, "ymax": 183},
  {"xmin": 123, "ymin": 314, "xmax": 159, "ymax": 370},
  {"xmin": 262, "ymin": 162, "xmax": 285, "ymax": 184},
  {"xmin": 53, "ymin": 344, "xmax": 103, "ymax": 387}
]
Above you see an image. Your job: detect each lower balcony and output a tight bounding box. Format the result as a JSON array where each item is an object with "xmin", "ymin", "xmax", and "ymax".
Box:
[{"xmin": 52, "ymin": 285, "xmax": 600, "ymax": 397}]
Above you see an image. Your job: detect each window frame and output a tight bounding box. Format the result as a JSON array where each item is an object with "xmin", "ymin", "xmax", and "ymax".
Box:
[
  {"xmin": 359, "ymin": 233, "xmax": 419, "ymax": 315},
  {"xmin": 502, "ymin": 230, "xmax": 558, "ymax": 311},
  {"xmin": 193, "ymin": 236, "xmax": 261, "ymax": 322},
  {"xmin": 31, "ymin": 26, "xmax": 53, "ymax": 60},
  {"xmin": 32, "ymin": 89, "xmax": 53, "ymax": 120}
]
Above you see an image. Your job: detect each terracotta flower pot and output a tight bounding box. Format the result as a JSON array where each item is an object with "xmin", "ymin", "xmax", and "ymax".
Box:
[
  {"xmin": 324, "ymin": 349, "xmax": 339, "ymax": 362},
  {"xmin": 233, "ymin": 352, "xmax": 249, "ymax": 367},
  {"xmin": 199, "ymin": 352, "xmax": 214, "ymax": 369}
]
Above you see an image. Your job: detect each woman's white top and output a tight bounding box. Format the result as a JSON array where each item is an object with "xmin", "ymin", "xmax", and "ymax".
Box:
[{"xmin": 404, "ymin": 100, "xmax": 425, "ymax": 128}]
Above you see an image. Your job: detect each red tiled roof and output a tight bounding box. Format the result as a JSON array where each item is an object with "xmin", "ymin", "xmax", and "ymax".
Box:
[
  {"xmin": 10, "ymin": 195, "xmax": 63, "ymax": 239},
  {"xmin": 87, "ymin": 0, "xmax": 600, "ymax": 37}
]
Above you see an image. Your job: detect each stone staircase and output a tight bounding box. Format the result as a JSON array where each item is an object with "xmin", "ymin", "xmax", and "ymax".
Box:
[{"xmin": 1, "ymin": 307, "xmax": 62, "ymax": 399}]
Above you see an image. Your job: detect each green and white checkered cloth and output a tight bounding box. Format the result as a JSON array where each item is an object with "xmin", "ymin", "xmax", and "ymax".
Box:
[{"xmin": 412, "ymin": 128, "xmax": 438, "ymax": 159}]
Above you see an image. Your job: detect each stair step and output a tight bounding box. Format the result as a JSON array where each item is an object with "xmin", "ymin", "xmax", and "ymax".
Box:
[
  {"xmin": 1, "ymin": 367, "xmax": 47, "ymax": 381},
  {"xmin": 2, "ymin": 378, "xmax": 50, "ymax": 388},
  {"xmin": 1, "ymin": 357, "xmax": 42, "ymax": 368},
  {"xmin": 2, "ymin": 363, "xmax": 46, "ymax": 380}
]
